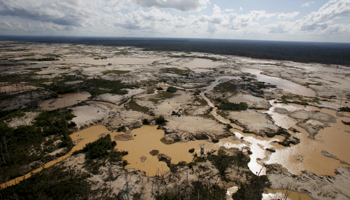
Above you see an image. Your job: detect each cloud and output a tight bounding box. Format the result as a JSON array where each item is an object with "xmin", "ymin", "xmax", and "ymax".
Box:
[
  {"xmin": 0, "ymin": 19, "xmax": 27, "ymax": 32},
  {"xmin": 0, "ymin": 0, "xmax": 97, "ymax": 27},
  {"xmin": 269, "ymin": 24, "xmax": 287, "ymax": 34},
  {"xmin": 114, "ymin": 8, "xmax": 176, "ymax": 32},
  {"xmin": 301, "ymin": 1, "xmax": 315, "ymax": 8},
  {"xmin": 131, "ymin": 0, "xmax": 209, "ymax": 12},
  {"xmin": 299, "ymin": 0, "xmax": 350, "ymax": 32},
  {"xmin": 277, "ymin": 12, "xmax": 299, "ymax": 20}
]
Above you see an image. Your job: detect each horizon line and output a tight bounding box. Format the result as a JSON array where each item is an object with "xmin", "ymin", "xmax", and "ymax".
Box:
[{"xmin": 0, "ymin": 35, "xmax": 349, "ymax": 45}]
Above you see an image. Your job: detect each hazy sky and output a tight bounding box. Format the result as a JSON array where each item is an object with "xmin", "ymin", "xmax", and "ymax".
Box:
[{"xmin": 0, "ymin": 0, "xmax": 349, "ymax": 43}]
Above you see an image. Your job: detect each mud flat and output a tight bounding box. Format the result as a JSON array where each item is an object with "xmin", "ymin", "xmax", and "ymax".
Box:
[
  {"xmin": 228, "ymin": 94, "xmax": 270, "ymax": 109},
  {"xmin": 0, "ymin": 83, "xmax": 37, "ymax": 93},
  {"xmin": 162, "ymin": 115, "xmax": 228, "ymax": 142},
  {"xmin": 39, "ymin": 92, "xmax": 91, "ymax": 110},
  {"xmin": 228, "ymin": 110, "xmax": 278, "ymax": 136}
]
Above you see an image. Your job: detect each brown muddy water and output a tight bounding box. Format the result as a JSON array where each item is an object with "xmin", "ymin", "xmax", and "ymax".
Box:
[
  {"xmin": 39, "ymin": 92, "xmax": 91, "ymax": 110},
  {"xmin": 263, "ymin": 189, "xmax": 313, "ymax": 200},
  {"xmin": 266, "ymin": 102, "xmax": 350, "ymax": 175},
  {"xmin": 115, "ymin": 125, "xmax": 244, "ymax": 176}
]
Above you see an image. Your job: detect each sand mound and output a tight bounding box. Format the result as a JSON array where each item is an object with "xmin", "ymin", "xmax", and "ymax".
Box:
[
  {"xmin": 163, "ymin": 115, "xmax": 228, "ymax": 142},
  {"xmin": 228, "ymin": 94, "xmax": 270, "ymax": 109},
  {"xmin": 228, "ymin": 110, "xmax": 278, "ymax": 136}
]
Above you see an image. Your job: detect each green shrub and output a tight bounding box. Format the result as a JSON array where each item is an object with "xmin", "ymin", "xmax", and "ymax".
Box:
[
  {"xmin": 79, "ymin": 134, "xmax": 116, "ymax": 160},
  {"xmin": 142, "ymin": 119, "xmax": 150, "ymax": 125},
  {"xmin": 166, "ymin": 86, "xmax": 178, "ymax": 93},
  {"xmin": 217, "ymin": 102, "xmax": 248, "ymax": 111},
  {"xmin": 340, "ymin": 106, "xmax": 350, "ymax": 112},
  {"xmin": 155, "ymin": 116, "xmax": 167, "ymax": 125},
  {"xmin": 118, "ymin": 126, "xmax": 126, "ymax": 132}
]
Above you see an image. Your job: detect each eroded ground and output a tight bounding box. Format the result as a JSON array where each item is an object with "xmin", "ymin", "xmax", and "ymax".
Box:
[{"xmin": 0, "ymin": 41, "xmax": 350, "ymax": 199}]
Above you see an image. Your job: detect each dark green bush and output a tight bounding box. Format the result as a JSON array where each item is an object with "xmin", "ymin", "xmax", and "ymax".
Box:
[
  {"xmin": 340, "ymin": 106, "xmax": 350, "ymax": 112},
  {"xmin": 143, "ymin": 119, "xmax": 150, "ymax": 125},
  {"xmin": 217, "ymin": 102, "xmax": 248, "ymax": 111},
  {"xmin": 155, "ymin": 116, "xmax": 167, "ymax": 125},
  {"xmin": 166, "ymin": 86, "xmax": 177, "ymax": 93}
]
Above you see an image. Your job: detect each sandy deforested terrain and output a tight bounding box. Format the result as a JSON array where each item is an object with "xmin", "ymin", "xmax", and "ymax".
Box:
[{"xmin": 1, "ymin": 41, "xmax": 350, "ymax": 199}]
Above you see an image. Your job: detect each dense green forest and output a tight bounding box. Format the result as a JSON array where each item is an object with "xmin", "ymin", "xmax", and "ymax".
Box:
[{"xmin": 1, "ymin": 36, "xmax": 350, "ymax": 65}]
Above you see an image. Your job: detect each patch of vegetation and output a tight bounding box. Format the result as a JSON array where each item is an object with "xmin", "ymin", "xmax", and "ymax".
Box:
[
  {"xmin": 231, "ymin": 175, "xmax": 270, "ymax": 200},
  {"xmin": 142, "ymin": 119, "xmax": 150, "ymax": 125},
  {"xmin": 84, "ymin": 79, "xmax": 133, "ymax": 97},
  {"xmin": 20, "ymin": 57, "xmax": 58, "ymax": 61},
  {"xmin": 216, "ymin": 98, "xmax": 248, "ymax": 111},
  {"xmin": 101, "ymin": 70, "xmax": 130, "ymax": 75},
  {"xmin": 305, "ymin": 82, "xmax": 322, "ymax": 87},
  {"xmin": 157, "ymin": 150, "xmax": 267, "ymax": 200},
  {"xmin": 195, "ymin": 98, "xmax": 207, "ymax": 106},
  {"xmin": 1, "ymin": 110, "xmax": 26, "ymax": 120},
  {"xmin": 78, "ymin": 134, "xmax": 116, "ymax": 160},
  {"xmin": 155, "ymin": 180, "xmax": 226, "ymax": 200},
  {"xmin": 217, "ymin": 110, "xmax": 229, "ymax": 118},
  {"xmin": 166, "ymin": 86, "xmax": 178, "ymax": 93},
  {"xmin": 115, "ymin": 51, "xmax": 130, "ymax": 55},
  {"xmin": 226, "ymin": 124, "xmax": 233, "ymax": 130},
  {"xmin": 0, "ymin": 110, "xmax": 75, "ymax": 181},
  {"xmin": 126, "ymin": 99, "xmax": 150, "ymax": 113},
  {"xmin": 74, "ymin": 134, "xmax": 128, "ymax": 174},
  {"xmin": 160, "ymin": 68, "xmax": 191, "ymax": 76},
  {"xmin": 0, "ymin": 73, "xmax": 38, "ymax": 85},
  {"xmin": 209, "ymin": 151, "xmax": 248, "ymax": 181},
  {"xmin": 340, "ymin": 106, "xmax": 350, "ymax": 112},
  {"xmin": 0, "ymin": 165, "xmax": 92, "ymax": 200},
  {"xmin": 0, "ymin": 73, "xmax": 84, "ymax": 95},
  {"xmin": 281, "ymin": 95, "xmax": 315, "ymax": 105},
  {"xmin": 266, "ymin": 128, "xmax": 300, "ymax": 146},
  {"xmin": 155, "ymin": 116, "xmax": 167, "ymax": 126},
  {"xmin": 266, "ymin": 127, "xmax": 290, "ymax": 138},
  {"xmin": 117, "ymin": 126, "xmax": 126, "ymax": 132},
  {"xmin": 214, "ymin": 81, "xmax": 237, "ymax": 94}
]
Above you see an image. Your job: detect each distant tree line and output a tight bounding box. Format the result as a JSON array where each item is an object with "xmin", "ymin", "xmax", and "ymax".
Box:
[{"xmin": 2, "ymin": 36, "xmax": 350, "ymax": 65}]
